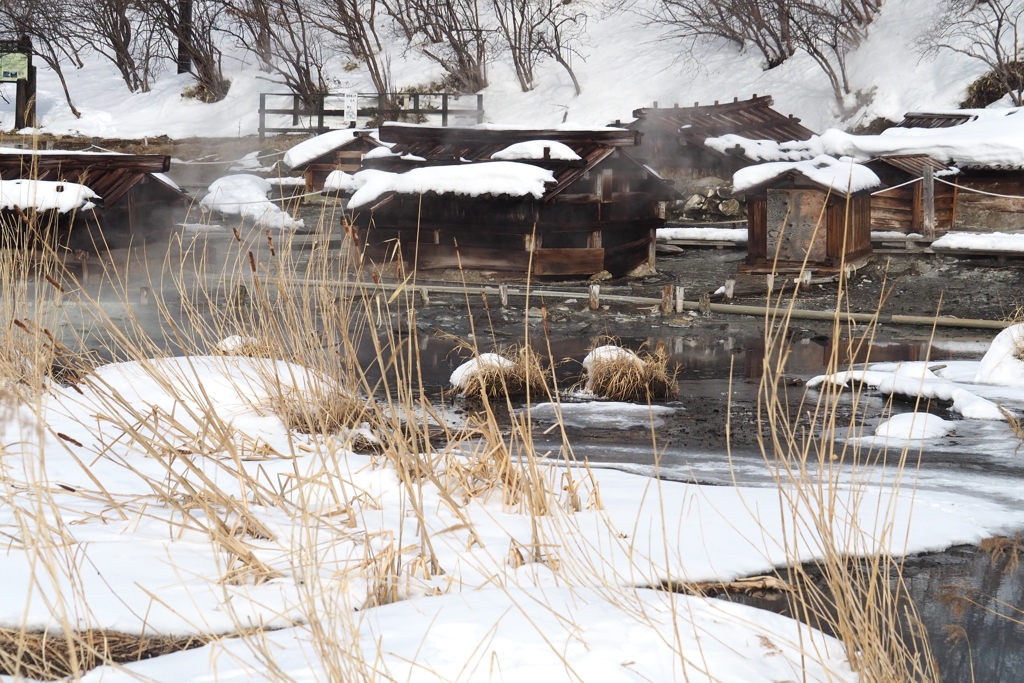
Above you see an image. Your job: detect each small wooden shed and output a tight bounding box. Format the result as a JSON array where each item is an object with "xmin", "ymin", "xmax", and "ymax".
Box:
[
  {"xmin": 866, "ymin": 155, "xmax": 958, "ymax": 234},
  {"xmin": 0, "ymin": 149, "xmax": 190, "ymax": 249},
  {"xmin": 737, "ymin": 159, "xmax": 876, "ymax": 273},
  {"xmin": 625, "ymin": 95, "xmax": 815, "ymax": 180},
  {"xmin": 348, "ymin": 124, "xmax": 679, "ymax": 277},
  {"xmin": 282, "ymin": 130, "xmax": 385, "ymax": 191}
]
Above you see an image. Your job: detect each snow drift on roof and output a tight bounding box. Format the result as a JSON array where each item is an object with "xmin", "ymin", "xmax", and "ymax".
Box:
[
  {"xmin": 490, "ymin": 140, "xmax": 581, "ymax": 161},
  {"xmin": 1, "ymin": 179, "xmax": 98, "ymax": 213},
  {"xmin": 732, "ymin": 155, "xmax": 880, "ymax": 194},
  {"xmin": 347, "ymin": 162, "xmax": 556, "ymax": 209},
  {"xmin": 707, "ymin": 108, "xmax": 1024, "ymax": 168},
  {"xmin": 200, "ymin": 174, "xmax": 303, "ymax": 229},
  {"xmin": 282, "ymin": 129, "xmax": 382, "ymax": 169},
  {"xmin": 384, "ymin": 121, "xmax": 626, "ymax": 132}
]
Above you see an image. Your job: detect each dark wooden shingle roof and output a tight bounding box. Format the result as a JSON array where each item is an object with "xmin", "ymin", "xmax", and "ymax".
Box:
[{"xmin": 628, "ymin": 95, "xmax": 814, "ymax": 146}]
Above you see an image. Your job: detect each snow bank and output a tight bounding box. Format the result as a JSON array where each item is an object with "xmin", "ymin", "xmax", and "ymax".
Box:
[
  {"xmin": 709, "ymin": 108, "xmax": 1024, "ymax": 168},
  {"xmin": 932, "ymin": 232, "xmax": 1024, "ymax": 252},
  {"xmin": 875, "ymin": 413, "xmax": 955, "ymax": 440},
  {"xmin": 490, "ymin": 140, "xmax": 581, "ymax": 161},
  {"xmin": 450, "ymin": 353, "xmax": 515, "ymax": 390},
  {"xmin": 348, "ymin": 163, "xmax": 555, "ymax": 209},
  {"xmin": 200, "ymin": 174, "xmax": 303, "ymax": 229},
  {"xmin": 582, "ymin": 345, "xmax": 644, "ymax": 371},
  {"xmin": 658, "ymin": 227, "xmax": 747, "ymax": 242},
  {"xmin": 323, "ymin": 170, "xmax": 365, "ymax": 194},
  {"xmin": 732, "ymin": 155, "xmax": 880, "ymax": 194},
  {"xmin": 530, "ymin": 401, "xmax": 675, "ymax": 429},
  {"xmin": 808, "ymin": 362, "xmax": 1007, "ymax": 420},
  {"xmin": 975, "ymin": 323, "xmax": 1024, "ymax": 387},
  {"xmin": 76, "ymin": 588, "xmax": 856, "ymax": 683},
  {"xmin": 0, "ymin": 178, "xmax": 98, "ymax": 213},
  {"xmin": 282, "ymin": 129, "xmax": 382, "ymax": 169}
]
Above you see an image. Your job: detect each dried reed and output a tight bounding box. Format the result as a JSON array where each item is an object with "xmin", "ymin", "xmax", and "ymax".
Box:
[{"xmin": 583, "ymin": 342, "xmax": 677, "ymax": 401}]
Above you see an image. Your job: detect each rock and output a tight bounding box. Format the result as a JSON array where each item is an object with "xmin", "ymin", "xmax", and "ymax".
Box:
[
  {"xmin": 589, "ymin": 269, "xmax": 613, "ymax": 282},
  {"xmin": 656, "ymin": 244, "xmax": 685, "ymax": 255}
]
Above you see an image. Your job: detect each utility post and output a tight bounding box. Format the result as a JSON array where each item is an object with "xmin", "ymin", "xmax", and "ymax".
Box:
[
  {"xmin": 923, "ymin": 165, "xmax": 936, "ymax": 239},
  {"xmin": 177, "ymin": 0, "xmax": 193, "ymax": 74}
]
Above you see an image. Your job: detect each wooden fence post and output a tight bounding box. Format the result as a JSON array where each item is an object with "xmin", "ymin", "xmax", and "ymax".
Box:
[
  {"xmin": 259, "ymin": 93, "xmax": 266, "ymax": 141},
  {"xmin": 674, "ymin": 286, "xmax": 685, "ymax": 313},
  {"xmin": 499, "ymin": 283, "xmax": 509, "ymax": 308},
  {"xmin": 923, "ymin": 165, "xmax": 936, "ymax": 238},
  {"xmin": 442, "ymin": 94, "xmax": 449, "ymax": 126},
  {"xmin": 661, "ymin": 285, "xmax": 674, "ymax": 314},
  {"xmin": 317, "ymin": 94, "xmax": 326, "ymax": 133},
  {"xmin": 419, "ymin": 287, "xmax": 429, "ymax": 307},
  {"xmin": 476, "ymin": 94, "xmax": 484, "ymax": 124},
  {"xmin": 589, "ymin": 284, "xmax": 600, "ymax": 310},
  {"xmin": 292, "ymin": 94, "xmax": 300, "ymax": 126}
]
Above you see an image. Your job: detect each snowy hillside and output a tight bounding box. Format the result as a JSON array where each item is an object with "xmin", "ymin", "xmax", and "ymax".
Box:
[{"xmin": 1, "ymin": 0, "xmax": 991, "ymax": 139}]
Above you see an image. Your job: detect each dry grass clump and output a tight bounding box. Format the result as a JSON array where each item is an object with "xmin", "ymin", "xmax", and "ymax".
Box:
[
  {"xmin": 212, "ymin": 335, "xmax": 274, "ymax": 358},
  {"xmin": 453, "ymin": 346, "xmax": 551, "ymax": 400},
  {"xmin": 0, "ymin": 628, "xmax": 211, "ymax": 680},
  {"xmin": 270, "ymin": 388, "xmax": 375, "ymax": 437},
  {"xmin": 583, "ymin": 343, "xmax": 677, "ymax": 401},
  {"xmin": 979, "ymin": 534, "xmax": 1024, "ymax": 572}
]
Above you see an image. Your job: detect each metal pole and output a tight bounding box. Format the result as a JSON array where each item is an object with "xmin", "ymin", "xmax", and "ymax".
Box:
[{"xmin": 259, "ymin": 93, "xmax": 266, "ymax": 141}]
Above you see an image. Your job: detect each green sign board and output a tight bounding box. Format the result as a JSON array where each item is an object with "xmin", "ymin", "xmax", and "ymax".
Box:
[{"xmin": 0, "ymin": 52, "xmax": 28, "ymax": 82}]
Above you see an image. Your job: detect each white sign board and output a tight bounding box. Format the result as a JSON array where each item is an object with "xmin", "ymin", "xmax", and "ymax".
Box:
[{"xmin": 343, "ymin": 92, "xmax": 358, "ymax": 123}]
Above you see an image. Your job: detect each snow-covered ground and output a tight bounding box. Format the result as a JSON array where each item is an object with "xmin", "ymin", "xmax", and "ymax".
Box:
[
  {"xmin": 0, "ymin": 0, "xmax": 991, "ymax": 140},
  {"xmin": 1, "ymin": 320, "xmax": 1024, "ymax": 681}
]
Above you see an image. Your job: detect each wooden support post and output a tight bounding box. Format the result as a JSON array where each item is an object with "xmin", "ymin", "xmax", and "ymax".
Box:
[
  {"xmin": 499, "ymin": 283, "xmax": 509, "ymax": 308},
  {"xmin": 923, "ymin": 165, "xmax": 936, "ymax": 238},
  {"xmin": 724, "ymin": 279, "xmax": 735, "ymax": 301},
  {"xmin": 589, "ymin": 284, "xmax": 600, "ymax": 310},
  {"xmin": 76, "ymin": 250, "xmax": 90, "ymax": 285},
  {"xmin": 660, "ymin": 285, "xmax": 674, "ymax": 314},
  {"xmin": 675, "ymin": 286, "xmax": 684, "ymax": 313},
  {"xmin": 476, "ymin": 94, "xmax": 484, "ymax": 124},
  {"xmin": 316, "ymin": 94, "xmax": 326, "ymax": 133},
  {"xmin": 419, "ymin": 287, "xmax": 429, "ymax": 307},
  {"xmin": 259, "ymin": 93, "xmax": 266, "ymax": 141},
  {"xmin": 292, "ymin": 94, "xmax": 300, "ymax": 126},
  {"xmin": 442, "ymin": 94, "xmax": 449, "ymax": 126}
]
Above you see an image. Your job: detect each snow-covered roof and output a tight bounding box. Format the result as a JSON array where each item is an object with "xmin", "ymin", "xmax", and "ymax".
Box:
[
  {"xmin": 348, "ymin": 162, "xmax": 556, "ymax": 209},
  {"xmin": 200, "ymin": 174, "xmax": 303, "ymax": 229},
  {"xmin": 707, "ymin": 108, "xmax": 1024, "ymax": 169},
  {"xmin": 384, "ymin": 121, "xmax": 627, "ymax": 132},
  {"xmin": 1, "ymin": 179, "xmax": 98, "ymax": 213},
  {"xmin": 282, "ymin": 129, "xmax": 383, "ymax": 169},
  {"xmin": 732, "ymin": 155, "xmax": 880, "ymax": 194},
  {"xmin": 490, "ymin": 140, "xmax": 581, "ymax": 161}
]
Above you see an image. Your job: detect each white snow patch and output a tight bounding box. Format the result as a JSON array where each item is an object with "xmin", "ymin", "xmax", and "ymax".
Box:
[
  {"xmin": 658, "ymin": 227, "xmax": 748, "ymax": 242},
  {"xmin": 975, "ymin": 324, "xmax": 1024, "ymax": 387},
  {"xmin": 348, "ymin": 163, "xmax": 555, "ymax": 209},
  {"xmin": 450, "ymin": 353, "xmax": 515, "ymax": 391},
  {"xmin": 0, "ymin": 178, "xmax": 98, "ymax": 213},
  {"xmin": 282, "ymin": 129, "xmax": 383, "ymax": 169},
  {"xmin": 875, "ymin": 413, "xmax": 956, "ymax": 440},
  {"xmin": 323, "ymin": 170, "xmax": 365, "ymax": 194},
  {"xmin": 490, "ymin": 140, "xmax": 581, "ymax": 161},
  {"xmin": 530, "ymin": 401, "xmax": 675, "ymax": 429},
  {"xmin": 732, "ymin": 155, "xmax": 880, "ymax": 194},
  {"xmin": 808, "ymin": 362, "xmax": 1007, "ymax": 420},
  {"xmin": 932, "ymin": 232, "xmax": 1024, "ymax": 252},
  {"xmin": 200, "ymin": 174, "xmax": 303, "ymax": 229},
  {"xmin": 215, "ymin": 335, "xmax": 261, "ymax": 353}
]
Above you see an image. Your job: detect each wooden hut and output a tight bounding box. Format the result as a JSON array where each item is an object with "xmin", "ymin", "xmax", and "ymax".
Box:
[
  {"xmin": 736, "ymin": 157, "xmax": 877, "ymax": 274},
  {"xmin": 347, "ymin": 124, "xmax": 679, "ymax": 277},
  {"xmin": 282, "ymin": 130, "xmax": 385, "ymax": 191},
  {"xmin": 0, "ymin": 149, "xmax": 190, "ymax": 249},
  {"xmin": 865, "ymin": 155, "xmax": 958, "ymax": 234},
  {"xmin": 625, "ymin": 95, "xmax": 815, "ymax": 181}
]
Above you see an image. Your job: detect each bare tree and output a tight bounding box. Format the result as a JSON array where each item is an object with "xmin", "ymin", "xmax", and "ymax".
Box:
[
  {"xmin": 145, "ymin": 0, "xmax": 231, "ymax": 101},
  {"xmin": 493, "ymin": 0, "xmax": 587, "ymax": 94},
  {"xmin": 0, "ymin": 0, "xmax": 84, "ymax": 117},
  {"xmin": 76, "ymin": 0, "xmax": 165, "ymax": 93},
  {"xmin": 308, "ymin": 0, "xmax": 393, "ymax": 95},
  {"xmin": 922, "ymin": 0, "xmax": 1024, "ymax": 106},
  {"xmin": 653, "ymin": 0, "xmax": 877, "ymax": 107},
  {"xmin": 383, "ymin": 0, "xmax": 489, "ymax": 92},
  {"xmin": 222, "ymin": 0, "xmax": 329, "ymax": 105}
]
